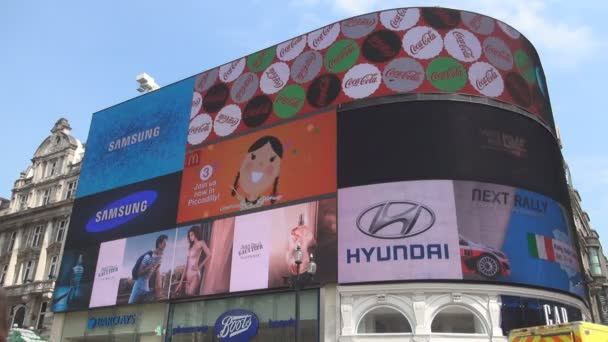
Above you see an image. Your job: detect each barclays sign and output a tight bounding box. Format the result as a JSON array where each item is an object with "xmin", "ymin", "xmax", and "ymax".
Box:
[
  {"xmin": 87, "ymin": 313, "xmax": 137, "ymax": 330},
  {"xmin": 214, "ymin": 309, "xmax": 259, "ymax": 342},
  {"xmin": 356, "ymin": 201, "xmax": 435, "ymax": 239}
]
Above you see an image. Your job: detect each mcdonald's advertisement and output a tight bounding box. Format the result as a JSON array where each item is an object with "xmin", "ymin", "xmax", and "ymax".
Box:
[{"xmin": 177, "ymin": 110, "xmax": 336, "ymax": 223}]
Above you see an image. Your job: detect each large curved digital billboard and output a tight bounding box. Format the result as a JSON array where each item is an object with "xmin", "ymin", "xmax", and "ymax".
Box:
[{"xmin": 54, "ymin": 7, "xmax": 575, "ymax": 313}]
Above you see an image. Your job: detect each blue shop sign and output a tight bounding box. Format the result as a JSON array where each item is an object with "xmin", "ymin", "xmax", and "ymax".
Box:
[
  {"xmin": 87, "ymin": 314, "xmax": 137, "ymax": 330},
  {"xmin": 214, "ymin": 309, "xmax": 259, "ymax": 342}
]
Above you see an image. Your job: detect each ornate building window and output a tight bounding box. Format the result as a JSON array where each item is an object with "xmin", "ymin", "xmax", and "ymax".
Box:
[
  {"xmin": 21, "ymin": 260, "xmax": 35, "ymax": 283},
  {"xmin": 65, "ymin": 180, "xmax": 77, "ymax": 199},
  {"xmin": 47, "ymin": 255, "xmax": 58, "ymax": 279},
  {"xmin": 31, "ymin": 225, "xmax": 44, "ymax": 248},
  {"xmin": 357, "ymin": 306, "xmax": 412, "ymax": 334},
  {"xmin": 55, "ymin": 219, "xmax": 67, "ymax": 242},
  {"xmin": 431, "ymin": 306, "xmax": 487, "ymax": 334},
  {"xmin": 0, "ymin": 264, "xmax": 8, "ymax": 286}
]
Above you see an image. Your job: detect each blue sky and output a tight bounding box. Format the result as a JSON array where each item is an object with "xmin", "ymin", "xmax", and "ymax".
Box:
[{"xmin": 1, "ymin": 0, "xmax": 607, "ymax": 245}]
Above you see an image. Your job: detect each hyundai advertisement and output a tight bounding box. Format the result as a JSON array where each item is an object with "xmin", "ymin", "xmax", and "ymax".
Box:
[
  {"xmin": 338, "ymin": 180, "xmax": 583, "ymax": 297},
  {"xmin": 76, "ymin": 78, "xmax": 193, "ymax": 198}
]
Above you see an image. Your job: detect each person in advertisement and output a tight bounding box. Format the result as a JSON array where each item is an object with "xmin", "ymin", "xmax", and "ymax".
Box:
[
  {"xmin": 231, "ymin": 136, "xmax": 283, "ymax": 211},
  {"xmin": 175, "ymin": 226, "xmax": 211, "ymax": 296},
  {"xmin": 128, "ymin": 234, "xmax": 167, "ymax": 304}
]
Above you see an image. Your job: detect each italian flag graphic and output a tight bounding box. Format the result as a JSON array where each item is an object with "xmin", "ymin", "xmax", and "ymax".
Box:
[{"xmin": 527, "ymin": 233, "xmax": 579, "ymax": 270}]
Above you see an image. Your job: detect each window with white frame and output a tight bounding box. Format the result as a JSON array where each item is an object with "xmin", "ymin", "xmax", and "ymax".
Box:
[
  {"xmin": 18, "ymin": 194, "xmax": 29, "ymax": 210},
  {"xmin": 31, "ymin": 225, "xmax": 44, "ymax": 248},
  {"xmin": 0, "ymin": 264, "xmax": 8, "ymax": 286},
  {"xmin": 65, "ymin": 180, "xmax": 77, "ymax": 199},
  {"xmin": 47, "ymin": 256, "xmax": 58, "ymax": 279},
  {"xmin": 40, "ymin": 188, "xmax": 51, "ymax": 206},
  {"xmin": 36, "ymin": 301, "xmax": 48, "ymax": 330},
  {"xmin": 55, "ymin": 219, "xmax": 67, "ymax": 242},
  {"xmin": 357, "ymin": 306, "xmax": 412, "ymax": 334},
  {"xmin": 7, "ymin": 231, "xmax": 16, "ymax": 253},
  {"xmin": 431, "ymin": 306, "xmax": 487, "ymax": 334},
  {"xmin": 22, "ymin": 260, "xmax": 35, "ymax": 283},
  {"xmin": 47, "ymin": 158, "xmax": 59, "ymax": 177}
]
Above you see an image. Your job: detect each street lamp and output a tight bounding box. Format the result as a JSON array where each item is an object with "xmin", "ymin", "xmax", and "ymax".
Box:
[{"xmin": 285, "ymin": 245, "xmax": 317, "ymax": 342}]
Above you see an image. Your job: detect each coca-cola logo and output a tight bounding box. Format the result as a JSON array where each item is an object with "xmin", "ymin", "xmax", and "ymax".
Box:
[
  {"xmin": 188, "ymin": 113, "xmax": 213, "ymax": 145},
  {"xmin": 213, "ymin": 104, "xmax": 241, "ymax": 137},
  {"xmin": 342, "ymin": 63, "xmax": 381, "ymax": 99},
  {"xmin": 308, "ymin": 23, "xmax": 340, "ymax": 50},
  {"xmin": 382, "ymin": 57, "xmax": 425, "ymax": 92},
  {"xmin": 277, "ymin": 35, "xmax": 307, "ymax": 61},
  {"xmin": 497, "ymin": 21, "xmax": 520, "ymax": 39},
  {"xmin": 243, "ymin": 95, "xmax": 272, "ymax": 128},
  {"xmin": 325, "ymin": 39, "xmax": 359, "ymax": 73},
  {"xmin": 362, "ymin": 30, "xmax": 401, "ymax": 63},
  {"xmin": 380, "ymin": 8, "xmax": 420, "ymax": 31},
  {"xmin": 426, "ymin": 56, "xmax": 467, "ymax": 91},
  {"xmin": 191, "ymin": 92, "xmax": 202, "ymax": 119},
  {"xmin": 403, "ymin": 26, "xmax": 443, "ymax": 60},
  {"xmin": 483, "ymin": 37, "xmax": 513, "ymax": 71},
  {"xmin": 274, "ymin": 85, "xmax": 305, "ymax": 119},
  {"xmin": 230, "ymin": 72, "xmax": 258, "ymax": 104},
  {"xmin": 195, "ymin": 69, "xmax": 219, "ymax": 93},
  {"xmin": 291, "ymin": 50, "xmax": 322, "ymax": 84},
  {"xmin": 469, "ymin": 61, "xmax": 504, "ymax": 97},
  {"xmin": 505, "ymin": 72, "xmax": 531, "ymax": 107},
  {"xmin": 219, "ymin": 58, "xmax": 246, "ymax": 83},
  {"xmin": 260, "ymin": 62, "xmax": 289, "ymax": 94},
  {"xmin": 214, "ymin": 310, "xmax": 259, "ymax": 342},
  {"xmin": 422, "ymin": 8, "xmax": 461, "ymax": 30},
  {"xmin": 307, "ymin": 73, "xmax": 341, "ymax": 108},
  {"xmin": 462, "ymin": 12, "xmax": 495, "ymax": 35},
  {"xmin": 445, "ymin": 29, "xmax": 481, "ymax": 62},
  {"xmin": 342, "ymin": 13, "xmax": 378, "ymax": 39},
  {"xmin": 203, "ymin": 83, "xmax": 229, "ymax": 113}
]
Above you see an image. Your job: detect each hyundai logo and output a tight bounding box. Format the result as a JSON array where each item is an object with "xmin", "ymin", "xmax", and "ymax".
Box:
[{"xmin": 356, "ymin": 201, "xmax": 435, "ymax": 239}]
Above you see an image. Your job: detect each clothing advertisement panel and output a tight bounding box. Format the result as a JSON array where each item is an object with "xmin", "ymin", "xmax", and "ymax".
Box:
[
  {"xmin": 77, "ymin": 78, "xmax": 193, "ymax": 198},
  {"xmin": 338, "ymin": 180, "xmax": 583, "ymax": 298},
  {"xmin": 178, "ymin": 110, "xmax": 336, "ymax": 223},
  {"xmin": 454, "ymin": 180, "xmax": 583, "ymax": 297},
  {"xmin": 500, "ymin": 295, "xmax": 582, "ymax": 335},
  {"xmin": 337, "ymin": 100, "xmax": 568, "ymax": 205},
  {"xmin": 65, "ymin": 172, "xmax": 182, "ymax": 247},
  {"xmin": 338, "ymin": 180, "xmax": 462, "ymax": 283},
  {"xmin": 89, "ymin": 228, "xmax": 177, "ymax": 308},
  {"xmin": 78, "ymin": 198, "xmax": 336, "ymax": 311}
]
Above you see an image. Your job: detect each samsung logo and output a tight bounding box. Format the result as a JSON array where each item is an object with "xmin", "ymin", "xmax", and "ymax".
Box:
[
  {"xmin": 108, "ymin": 126, "xmax": 160, "ymax": 152},
  {"xmin": 86, "ymin": 191, "xmax": 158, "ymax": 233}
]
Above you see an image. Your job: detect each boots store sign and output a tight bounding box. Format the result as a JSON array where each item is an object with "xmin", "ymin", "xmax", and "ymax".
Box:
[{"xmin": 214, "ymin": 310, "xmax": 259, "ymax": 342}]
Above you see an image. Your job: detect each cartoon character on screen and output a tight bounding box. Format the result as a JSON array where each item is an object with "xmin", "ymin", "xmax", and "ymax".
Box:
[
  {"xmin": 175, "ymin": 225, "xmax": 211, "ymax": 296},
  {"xmin": 231, "ymin": 135, "xmax": 283, "ymax": 210}
]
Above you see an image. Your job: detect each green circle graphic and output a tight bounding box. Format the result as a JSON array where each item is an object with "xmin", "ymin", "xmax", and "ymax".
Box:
[
  {"xmin": 248, "ymin": 47, "xmax": 276, "ymax": 73},
  {"xmin": 426, "ymin": 57, "xmax": 467, "ymax": 92},
  {"xmin": 515, "ymin": 50, "xmax": 536, "ymax": 84},
  {"xmin": 324, "ymin": 39, "xmax": 360, "ymax": 73},
  {"xmin": 274, "ymin": 85, "xmax": 305, "ymax": 119}
]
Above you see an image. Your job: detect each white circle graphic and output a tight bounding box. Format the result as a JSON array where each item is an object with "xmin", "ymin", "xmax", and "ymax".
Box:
[
  {"xmin": 403, "ymin": 26, "xmax": 444, "ymax": 60},
  {"xmin": 380, "ymin": 8, "xmax": 420, "ymax": 31},
  {"xmin": 277, "ymin": 35, "xmax": 307, "ymax": 61},
  {"xmin": 497, "ymin": 21, "xmax": 521, "ymax": 39},
  {"xmin": 342, "ymin": 63, "xmax": 382, "ymax": 99},
  {"xmin": 444, "ymin": 29, "xmax": 482, "ymax": 62},
  {"xmin": 260, "ymin": 62, "xmax": 290, "ymax": 94},
  {"xmin": 213, "ymin": 104, "xmax": 242, "ymax": 137},
  {"xmin": 307, "ymin": 23, "xmax": 340, "ymax": 51},
  {"xmin": 191, "ymin": 92, "xmax": 203, "ymax": 119},
  {"xmin": 188, "ymin": 113, "xmax": 213, "ymax": 145},
  {"xmin": 219, "ymin": 58, "xmax": 246, "ymax": 83},
  {"xmin": 199, "ymin": 164, "xmax": 214, "ymax": 181},
  {"xmin": 469, "ymin": 62, "xmax": 504, "ymax": 97}
]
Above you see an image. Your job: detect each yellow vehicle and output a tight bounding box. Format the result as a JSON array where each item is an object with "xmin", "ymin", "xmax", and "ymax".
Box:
[{"xmin": 509, "ymin": 321, "xmax": 608, "ymax": 342}]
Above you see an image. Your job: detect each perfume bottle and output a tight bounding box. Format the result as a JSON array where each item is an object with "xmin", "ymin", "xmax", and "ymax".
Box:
[
  {"xmin": 287, "ymin": 214, "xmax": 314, "ymax": 275},
  {"xmin": 70, "ymin": 254, "xmax": 84, "ymax": 300}
]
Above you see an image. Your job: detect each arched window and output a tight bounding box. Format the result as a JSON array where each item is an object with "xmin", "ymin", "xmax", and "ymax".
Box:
[
  {"xmin": 357, "ymin": 306, "xmax": 412, "ymax": 334},
  {"xmin": 431, "ymin": 306, "xmax": 486, "ymax": 334},
  {"xmin": 12, "ymin": 305, "xmax": 26, "ymax": 328}
]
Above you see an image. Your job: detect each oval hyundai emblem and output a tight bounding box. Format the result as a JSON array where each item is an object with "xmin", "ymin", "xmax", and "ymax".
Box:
[
  {"xmin": 356, "ymin": 201, "xmax": 435, "ymax": 239},
  {"xmin": 86, "ymin": 190, "xmax": 158, "ymax": 233},
  {"xmin": 214, "ymin": 309, "xmax": 259, "ymax": 342}
]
